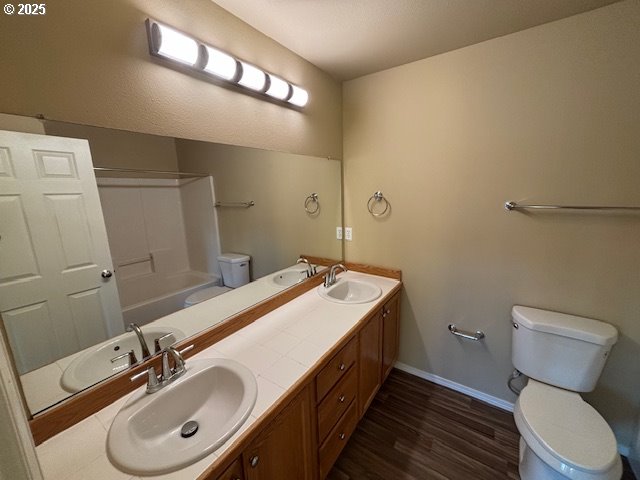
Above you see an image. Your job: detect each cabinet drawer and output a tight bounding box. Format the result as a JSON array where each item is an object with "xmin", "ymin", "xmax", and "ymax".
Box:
[
  {"xmin": 317, "ymin": 365, "xmax": 357, "ymax": 442},
  {"xmin": 318, "ymin": 400, "xmax": 358, "ymax": 480},
  {"xmin": 316, "ymin": 336, "xmax": 357, "ymax": 402}
]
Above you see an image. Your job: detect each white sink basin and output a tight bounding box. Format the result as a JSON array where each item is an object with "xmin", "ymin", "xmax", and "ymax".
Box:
[
  {"xmin": 60, "ymin": 327, "xmax": 184, "ymax": 393},
  {"xmin": 270, "ymin": 268, "xmax": 308, "ymax": 287},
  {"xmin": 318, "ymin": 279, "xmax": 382, "ymax": 304},
  {"xmin": 108, "ymin": 358, "xmax": 257, "ymax": 475}
]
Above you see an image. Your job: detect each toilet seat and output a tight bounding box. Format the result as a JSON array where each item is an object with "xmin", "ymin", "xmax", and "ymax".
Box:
[
  {"xmin": 514, "ymin": 380, "xmax": 621, "ymax": 480},
  {"xmin": 184, "ymin": 286, "xmax": 231, "ymax": 307}
]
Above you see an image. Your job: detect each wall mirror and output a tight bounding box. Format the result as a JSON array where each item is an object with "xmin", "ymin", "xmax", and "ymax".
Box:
[{"xmin": 0, "ymin": 115, "xmax": 343, "ymax": 416}]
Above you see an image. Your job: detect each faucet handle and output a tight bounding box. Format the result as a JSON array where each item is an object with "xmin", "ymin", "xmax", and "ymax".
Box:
[
  {"xmin": 110, "ymin": 349, "xmax": 138, "ymax": 366},
  {"xmin": 130, "ymin": 366, "xmax": 161, "ymax": 393},
  {"xmin": 154, "ymin": 333, "xmax": 174, "ymax": 353}
]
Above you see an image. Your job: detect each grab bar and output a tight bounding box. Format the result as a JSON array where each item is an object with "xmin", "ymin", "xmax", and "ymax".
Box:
[
  {"xmin": 214, "ymin": 201, "xmax": 255, "ymax": 208},
  {"xmin": 117, "ymin": 254, "xmax": 153, "ymax": 267},
  {"xmin": 448, "ymin": 324, "xmax": 485, "ymax": 341},
  {"xmin": 505, "ymin": 201, "xmax": 640, "ymax": 212}
]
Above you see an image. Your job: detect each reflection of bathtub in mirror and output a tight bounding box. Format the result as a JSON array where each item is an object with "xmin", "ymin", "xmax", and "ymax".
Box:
[
  {"xmin": 19, "ymin": 263, "xmax": 326, "ymax": 413},
  {"xmin": 120, "ymin": 271, "xmax": 221, "ymax": 327}
]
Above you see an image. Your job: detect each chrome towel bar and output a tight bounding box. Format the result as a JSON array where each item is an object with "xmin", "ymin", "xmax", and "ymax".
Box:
[
  {"xmin": 505, "ymin": 201, "xmax": 640, "ymax": 212},
  {"xmin": 448, "ymin": 324, "xmax": 485, "ymax": 341},
  {"xmin": 214, "ymin": 201, "xmax": 255, "ymax": 208}
]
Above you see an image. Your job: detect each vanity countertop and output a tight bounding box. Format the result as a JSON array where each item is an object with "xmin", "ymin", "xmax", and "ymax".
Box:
[{"xmin": 35, "ymin": 271, "xmax": 400, "ymax": 480}]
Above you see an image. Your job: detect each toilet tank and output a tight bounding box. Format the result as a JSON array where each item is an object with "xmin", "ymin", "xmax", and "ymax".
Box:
[
  {"xmin": 217, "ymin": 253, "xmax": 250, "ymax": 288},
  {"xmin": 511, "ymin": 306, "xmax": 617, "ymax": 392}
]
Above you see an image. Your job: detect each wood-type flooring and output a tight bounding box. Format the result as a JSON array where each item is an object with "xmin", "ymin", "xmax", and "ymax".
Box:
[{"xmin": 327, "ymin": 368, "xmax": 637, "ymax": 480}]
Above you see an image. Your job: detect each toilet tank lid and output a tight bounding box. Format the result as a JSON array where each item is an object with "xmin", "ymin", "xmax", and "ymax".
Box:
[
  {"xmin": 512, "ymin": 306, "xmax": 618, "ymax": 347},
  {"xmin": 217, "ymin": 253, "xmax": 250, "ymax": 263}
]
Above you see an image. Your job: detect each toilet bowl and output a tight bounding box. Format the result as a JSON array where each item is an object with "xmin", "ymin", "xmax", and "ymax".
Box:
[
  {"xmin": 514, "ymin": 380, "xmax": 622, "ymax": 480},
  {"xmin": 510, "ymin": 306, "xmax": 621, "ymax": 480}
]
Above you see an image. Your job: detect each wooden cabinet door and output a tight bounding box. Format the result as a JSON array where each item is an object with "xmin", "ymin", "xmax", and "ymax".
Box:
[
  {"xmin": 215, "ymin": 457, "xmax": 244, "ymax": 480},
  {"xmin": 243, "ymin": 385, "xmax": 317, "ymax": 480},
  {"xmin": 382, "ymin": 293, "xmax": 400, "ymax": 382},
  {"xmin": 358, "ymin": 311, "xmax": 382, "ymax": 417}
]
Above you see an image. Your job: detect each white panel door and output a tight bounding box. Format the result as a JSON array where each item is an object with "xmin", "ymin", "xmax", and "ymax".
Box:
[{"xmin": 0, "ymin": 130, "xmax": 123, "ymax": 374}]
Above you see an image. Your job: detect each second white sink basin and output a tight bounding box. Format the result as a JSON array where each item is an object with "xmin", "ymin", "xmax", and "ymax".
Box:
[
  {"xmin": 318, "ymin": 278, "xmax": 382, "ymax": 304},
  {"xmin": 60, "ymin": 327, "xmax": 185, "ymax": 393},
  {"xmin": 108, "ymin": 358, "xmax": 257, "ymax": 475},
  {"xmin": 270, "ymin": 268, "xmax": 308, "ymax": 287}
]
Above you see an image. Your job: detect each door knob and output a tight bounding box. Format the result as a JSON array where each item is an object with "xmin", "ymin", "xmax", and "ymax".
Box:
[{"xmin": 101, "ymin": 269, "xmax": 113, "ymax": 279}]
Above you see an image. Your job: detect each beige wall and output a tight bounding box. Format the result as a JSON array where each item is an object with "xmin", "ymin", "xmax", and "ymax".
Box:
[
  {"xmin": 0, "ymin": 0, "xmax": 342, "ymax": 159},
  {"xmin": 43, "ymin": 122, "xmax": 179, "ymax": 172},
  {"xmin": 176, "ymin": 141, "xmax": 342, "ymax": 278},
  {"xmin": 343, "ymin": 0, "xmax": 640, "ymax": 450}
]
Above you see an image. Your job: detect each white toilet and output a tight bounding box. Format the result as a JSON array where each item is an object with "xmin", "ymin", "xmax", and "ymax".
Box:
[
  {"xmin": 511, "ymin": 306, "xmax": 622, "ymax": 480},
  {"xmin": 183, "ymin": 253, "xmax": 251, "ymax": 307}
]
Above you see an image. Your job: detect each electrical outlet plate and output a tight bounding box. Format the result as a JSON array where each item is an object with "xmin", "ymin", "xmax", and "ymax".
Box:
[
  {"xmin": 336, "ymin": 227, "xmax": 343, "ymax": 240},
  {"xmin": 345, "ymin": 227, "xmax": 352, "ymax": 241}
]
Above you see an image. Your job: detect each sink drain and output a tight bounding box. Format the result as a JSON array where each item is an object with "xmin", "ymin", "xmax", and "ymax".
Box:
[{"xmin": 181, "ymin": 420, "xmax": 199, "ymax": 438}]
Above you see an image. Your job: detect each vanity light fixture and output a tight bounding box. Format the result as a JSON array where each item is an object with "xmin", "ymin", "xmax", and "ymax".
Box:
[{"xmin": 145, "ymin": 19, "xmax": 309, "ymax": 108}]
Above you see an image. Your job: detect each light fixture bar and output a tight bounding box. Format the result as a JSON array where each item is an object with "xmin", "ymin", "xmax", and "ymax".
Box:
[{"xmin": 145, "ymin": 19, "xmax": 308, "ymax": 108}]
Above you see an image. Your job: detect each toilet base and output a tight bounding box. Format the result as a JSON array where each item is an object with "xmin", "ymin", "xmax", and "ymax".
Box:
[
  {"xmin": 519, "ymin": 437, "xmax": 567, "ymax": 480},
  {"xmin": 518, "ymin": 438, "xmax": 622, "ymax": 480}
]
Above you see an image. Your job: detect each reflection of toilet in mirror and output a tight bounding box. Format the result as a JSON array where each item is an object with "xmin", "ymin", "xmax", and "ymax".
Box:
[
  {"xmin": 510, "ymin": 306, "xmax": 622, "ymax": 480},
  {"xmin": 183, "ymin": 253, "xmax": 251, "ymax": 307}
]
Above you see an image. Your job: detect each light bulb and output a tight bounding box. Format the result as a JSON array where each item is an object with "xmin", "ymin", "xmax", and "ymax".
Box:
[
  {"xmin": 203, "ymin": 45, "xmax": 238, "ymax": 80},
  {"xmin": 288, "ymin": 85, "xmax": 309, "ymax": 107},
  {"xmin": 152, "ymin": 22, "xmax": 199, "ymax": 66},
  {"xmin": 266, "ymin": 74, "xmax": 291, "ymax": 100},
  {"xmin": 238, "ymin": 62, "xmax": 267, "ymax": 91}
]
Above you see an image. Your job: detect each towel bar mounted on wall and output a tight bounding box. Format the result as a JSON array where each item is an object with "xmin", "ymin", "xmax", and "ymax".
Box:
[
  {"xmin": 448, "ymin": 324, "xmax": 485, "ymax": 341},
  {"xmin": 304, "ymin": 193, "xmax": 320, "ymax": 214},
  {"xmin": 214, "ymin": 201, "xmax": 255, "ymax": 208},
  {"xmin": 367, "ymin": 191, "xmax": 390, "ymax": 217},
  {"xmin": 504, "ymin": 201, "xmax": 640, "ymax": 213}
]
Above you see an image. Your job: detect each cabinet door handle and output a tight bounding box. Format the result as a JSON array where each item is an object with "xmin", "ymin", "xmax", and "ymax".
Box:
[
  {"xmin": 338, "ymin": 362, "xmax": 346, "ymax": 371},
  {"xmin": 249, "ymin": 455, "xmax": 259, "ymax": 468},
  {"xmin": 338, "ymin": 394, "xmax": 345, "ymax": 403},
  {"xmin": 339, "ymin": 432, "xmax": 346, "ymax": 440}
]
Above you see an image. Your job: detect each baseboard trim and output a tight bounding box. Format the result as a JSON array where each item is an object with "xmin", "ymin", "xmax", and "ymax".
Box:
[
  {"xmin": 394, "ymin": 362, "xmax": 632, "ymax": 458},
  {"xmin": 394, "ymin": 362, "xmax": 515, "ymax": 412}
]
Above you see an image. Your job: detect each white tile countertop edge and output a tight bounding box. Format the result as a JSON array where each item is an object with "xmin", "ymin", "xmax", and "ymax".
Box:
[{"xmin": 36, "ymin": 271, "xmax": 400, "ymax": 480}]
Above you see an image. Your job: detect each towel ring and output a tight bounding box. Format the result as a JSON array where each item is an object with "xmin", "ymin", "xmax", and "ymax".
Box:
[
  {"xmin": 367, "ymin": 191, "xmax": 390, "ymax": 217},
  {"xmin": 304, "ymin": 193, "xmax": 320, "ymax": 214}
]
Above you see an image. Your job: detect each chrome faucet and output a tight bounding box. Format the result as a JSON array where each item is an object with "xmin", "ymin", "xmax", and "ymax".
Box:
[
  {"xmin": 132, "ymin": 345, "xmax": 192, "ymax": 394},
  {"xmin": 127, "ymin": 323, "xmax": 151, "ymax": 359},
  {"xmin": 296, "ymin": 256, "xmax": 316, "ymax": 278},
  {"xmin": 324, "ymin": 264, "xmax": 347, "ymax": 288}
]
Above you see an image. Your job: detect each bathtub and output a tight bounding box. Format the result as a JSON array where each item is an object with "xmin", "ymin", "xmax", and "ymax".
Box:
[{"xmin": 119, "ymin": 271, "xmax": 220, "ymax": 326}]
